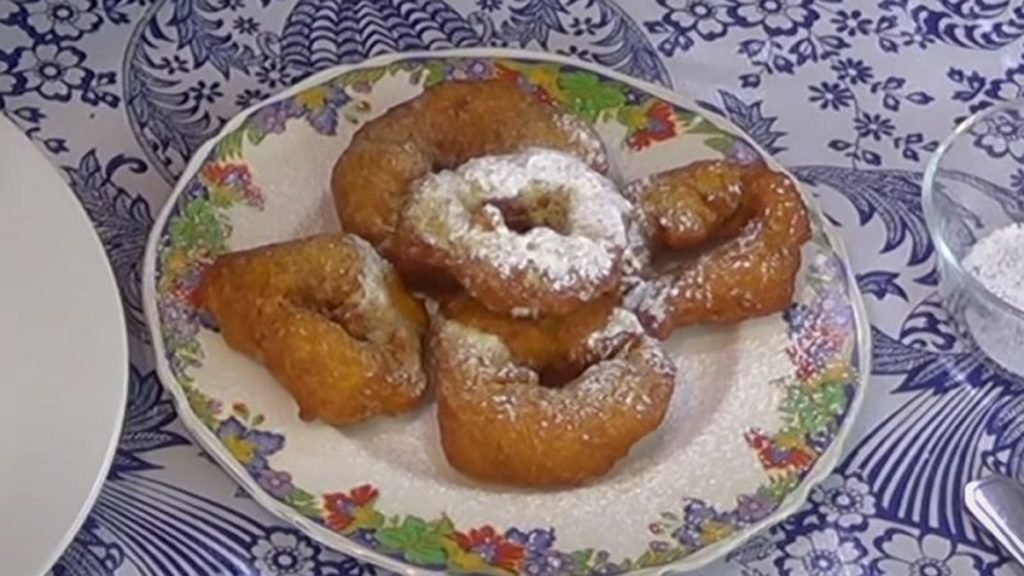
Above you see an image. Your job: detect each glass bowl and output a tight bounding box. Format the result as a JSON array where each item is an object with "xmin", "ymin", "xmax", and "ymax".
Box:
[{"xmin": 923, "ymin": 100, "xmax": 1024, "ymax": 375}]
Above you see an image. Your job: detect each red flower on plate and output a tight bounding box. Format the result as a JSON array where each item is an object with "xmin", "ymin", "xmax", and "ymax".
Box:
[
  {"xmin": 323, "ymin": 484, "xmax": 378, "ymax": 531},
  {"xmin": 628, "ymin": 101, "xmax": 677, "ymax": 150},
  {"xmin": 453, "ymin": 526, "xmax": 525, "ymax": 572}
]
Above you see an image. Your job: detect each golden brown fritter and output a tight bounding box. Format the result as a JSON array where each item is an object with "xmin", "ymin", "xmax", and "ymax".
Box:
[
  {"xmin": 624, "ymin": 160, "xmax": 745, "ymax": 249},
  {"xmin": 331, "ymin": 79, "xmax": 607, "ymax": 288},
  {"xmin": 430, "ymin": 315, "xmax": 675, "ymax": 487},
  {"xmin": 195, "ymin": 234, "xmax": 428, "ymax": 424},
  {"xmin": 633, "ymin": 166, "xmax": 812, "ymax": 338}
]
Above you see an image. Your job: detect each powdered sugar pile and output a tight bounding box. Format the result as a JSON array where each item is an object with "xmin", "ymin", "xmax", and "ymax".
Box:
[{"xmin": 963, "ymin": 222, "xmax": 1024, "ymax": 310}]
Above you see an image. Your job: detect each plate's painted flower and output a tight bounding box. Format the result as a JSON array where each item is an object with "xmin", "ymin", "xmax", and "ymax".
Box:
[
  {"xmin": 323, "ymin": 484, "xmax": 378, "ymax": 531},
  {"xmin": 453, "ymin": 526, "xmax": 525, "ymax": 572},
  {"xmin": 258, "ymin": 469, "xmax": 294, "ymax": 499},
  {"xmin": 873, "ymin": 529, "xmax": 979, "ymax": 576},
  {"xmin": 727, "ymin": 0, "xmax": 819, "ymax": 36},
  {"xmin": 250, "ymin": 529, "xmax": 319, "ymax": 576},
  {"xmin": 779, "ymin": 528, "xmax": 867, "ymax": 576},
  {"xmin": 16, "ymin": 43, "xmax": 89, "ymax": 101},
  {"xmin": 736, "ymin": 491, "xmax": 777, "ymax": 523},
  {"xmin": 506, "ymin": 528, "xmax": 573, "ymax": 576},
  {"xmin": 248, "ymin": 102, "xmax": 291, "ymax": 135},
  {"xmin": 810, "ymin": 474, "xmax": 876, "ymax": 529},
  {"xmin": 214, "ymin": 416, "xmax": 284, "ymax": 474},
  {"xmin": 25, "ymin": 0, "xmax": 101, "ymax": 40}
]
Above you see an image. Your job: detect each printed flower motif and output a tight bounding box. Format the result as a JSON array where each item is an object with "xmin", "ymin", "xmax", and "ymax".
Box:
[
  {"xmin": 874, "ymin": 530, "xmax": 979, "ymax": 576},
  {"xmin": 779, "ymin": 528, "xmax": 867, "ymax": 576},
  {"xmin": 323, "ymin": 484, "xmax": 378, "ymax": 531},
  {"xmin": 214, "ymin": 417, "xmax": 284, "ymax": 474},
  {"xmin": 236, "ymin": 88, "xmax": 267, "ymax": 108},
  {"xmin": 831, "ymin": 58, "xmax": 873, "ymax": 85},
  {"xmin": 971, "ymin": 108, "xmax": 1024, "ymax": 161},
  {"xmin": 569, "ymin": 15, "xmax": 598, "ymax": 36},
  {"xmin": 16, "ymin": 43, "xmax": 89, "ymax": 101},
  {"xmin": 810, "ymin": 474, "xmax": 876, "ymax": 529},
  {"xmin": 831, "ymin": 9, "xmax": 871, "ymax": 37},
  {"xmin": 452, "ymin": 526, "xmax": 525, "ymax": 572},
  {"xmin": 24, "ymin": 0, "xmax": 101, "ymax": 40},
  {"xmin": 257, "ymin": 469, "xmax": 294, "ymax": 499},
  {"xmin": 809, "ymin": 82, "xmax": 853, "ymax": 111},
  {"xmin": 736, "ymin": 491, "xmax": 777, "ymax": 523},
  {"xmin": 658, "ymin": 0, "xmax": 730, "ymax": 41},
  {"xmin": 250, "ymin": 529, "xmax": 319, "ymax": 576},
  {"xmin": 727, "ymin": 0, "xmax": 819, "ymax": 36},
  {"xmin": 0, "ymin": 49, "xmax": 19, "ymax": 95},
  {"xmin": 854, "ymin": 112, "xmax": 895, "ymax": 141},
  {"xmin": 188, "ymin": 80, "xmax": 223, "ymax": 104},
  {"xmin": 476, "ymin": 0, "xmax": 501, "ymax": 11},
  {"xmin": 255, "ymin": 58, "xmax": 291, "ymax": 88},
  {"xmin": 988, "ymin": 64, "xmax": 1024, "ymax": 102},
  {"xmin": 232, "ymin": 15, "xmax": 259, "ymax": 35}
]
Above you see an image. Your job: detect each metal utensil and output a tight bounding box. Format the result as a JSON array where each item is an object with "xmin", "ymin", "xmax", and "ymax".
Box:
[{"xmin": 965, "ymin": 475, "xmax": 1024, "ymax": 566}]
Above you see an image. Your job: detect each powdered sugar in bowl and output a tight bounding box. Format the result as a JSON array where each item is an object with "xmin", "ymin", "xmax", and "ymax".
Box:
[{"xmin": 923, "ymin": 100, "xmax": 1024, "ymax": 375}]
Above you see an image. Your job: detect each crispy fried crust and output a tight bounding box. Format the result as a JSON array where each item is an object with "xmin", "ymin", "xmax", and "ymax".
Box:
[
  {"xmin": 624, "ymin": 160, "xmax": 745, "ymax": 249},
  {"xmin": 635, "ymin": 166, "xmax": 812, "ymax": 338},
  {"xmin": 331, "ymin": 79, "xmax": 607, "ymax": 288},
  {"xmin": 430, "ymin": 316, "xmax": 676, "ymax": 487},
  {"xmin": 439, "ymin": 292, "xmax": 622, "ymax": 386},
  {"xmin": 195, "ymin": 234, "xmax": 428, "ymax": 424}
]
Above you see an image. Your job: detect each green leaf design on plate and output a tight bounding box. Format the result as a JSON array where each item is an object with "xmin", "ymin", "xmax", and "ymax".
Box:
[
  {"xmin": 214, "ymin": 129, "xmax": 244, "ymax": 161},
  {"xmin": 168, "ymin": 199, "xmax": 228, "ymax": 254},
  {"xmin": 704, "ymin": 136, "xmax": 734, "ymax": 154},
  {"xmin": 287, "ymin": 488, "xmax": 321, "ymax": 519},
  {"xmin": 378, "ymin": 515, "xmax": 453, "ymax": 567},
  {"xmin": 559, "ymin": 71, "xmax": 626, "ymax": 123}
]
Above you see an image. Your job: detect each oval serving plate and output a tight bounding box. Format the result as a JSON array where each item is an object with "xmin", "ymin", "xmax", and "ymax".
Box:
[{"xmin": 143, "ymin": 48, "xmax": 870, "ymax": 575}]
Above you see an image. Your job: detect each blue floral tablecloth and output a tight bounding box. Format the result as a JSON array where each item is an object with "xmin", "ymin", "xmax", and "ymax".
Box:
[{"xmin": 3, "ymin": 0, "xmax": 1024, "ymax": 574}]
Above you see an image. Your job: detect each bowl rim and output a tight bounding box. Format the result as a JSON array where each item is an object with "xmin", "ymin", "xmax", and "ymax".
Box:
[
  {"xmin": 922, "ymin": 99, "xmax": 1024, "ymax": 327},
  {"xmin": 141, "ymin": 47, "xmax": 874, "ymax": 576}
]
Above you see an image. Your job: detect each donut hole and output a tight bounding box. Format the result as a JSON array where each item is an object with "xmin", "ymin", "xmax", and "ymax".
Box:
[
  {"xmin": 476, "ymin": 185, "xmax": 572, "ymax": 236},
  {"xmin": 538, "ymin": 361, "xmax": 588, "ymax": 389}
]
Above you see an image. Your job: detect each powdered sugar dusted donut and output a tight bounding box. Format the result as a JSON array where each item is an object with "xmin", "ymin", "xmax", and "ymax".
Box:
[
  {"xmin": 430, "ymin": 308, "xmax": 676, "ymax": 486},
  {"xmin": 393, "ymin": 148, "xmax": 632, "ymax": 317},
  {"xmin": 331, "ymin": 79, "xmax": 609, "ymax": 292}
]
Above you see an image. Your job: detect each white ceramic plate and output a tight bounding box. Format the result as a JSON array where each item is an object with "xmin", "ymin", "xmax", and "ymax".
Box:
[
  {"xmin": 143, "ymin": 49, "xmax": 870, "ymax": 575},
  {"xmin": 0, "ymin": 116, "xmax": 128, "ymax": 575}
]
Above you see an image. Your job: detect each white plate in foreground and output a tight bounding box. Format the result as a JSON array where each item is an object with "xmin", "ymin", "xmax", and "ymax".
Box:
[{"xmin": 0, "ymin": 116, "xmax": 128, "ymax": 575}]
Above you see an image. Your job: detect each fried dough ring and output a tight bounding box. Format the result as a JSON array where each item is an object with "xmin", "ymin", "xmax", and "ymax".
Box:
[
  {"xmin": 430, "ymin": 311, "xmax": 676, "ymax": 486},
  {"xmin": 331, "ymin": 79, "xmax": 608, "ymax": 287},
  {"xmin": 392, "ymin": 148, "xmax": 630, "ymax": 317},
  {"xmin": 196, "ymin": 234, "xmax": 428, "ymax": 425},
  {"xmin": 623, "ymin": 160, "xmax": 745, "ymax": 249},
  {"xmin": 439, "ymin": 292, "xmax": 623, "ymax": 386},
  {"xmin": 633, "ymin": 166, "xmax": 812, "ymax": 339}
]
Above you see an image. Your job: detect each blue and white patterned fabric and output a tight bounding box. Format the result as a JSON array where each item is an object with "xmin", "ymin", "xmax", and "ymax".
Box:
[{"xmin": 3, "ymin": 1, "xmax": 1024, "ymax": 574}]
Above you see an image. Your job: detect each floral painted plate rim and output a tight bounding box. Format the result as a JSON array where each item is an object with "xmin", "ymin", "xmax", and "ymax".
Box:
[{"xmin": 142, "ymin": 48, "xmax": 872, "ymax": 576}]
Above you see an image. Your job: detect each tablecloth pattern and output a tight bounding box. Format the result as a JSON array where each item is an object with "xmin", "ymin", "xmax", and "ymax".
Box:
[{"xmin": 2, "ymin": 1, "xmax": 1024, "ymax": 574}]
